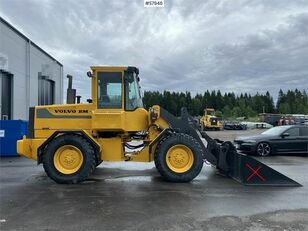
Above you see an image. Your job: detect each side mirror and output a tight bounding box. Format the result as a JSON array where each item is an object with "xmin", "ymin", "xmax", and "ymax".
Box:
[
  {"xmin": 281, "ymin": 133, "xmax": 290, "ymax": 138},
  {"xmin": 87, "ymin": 71, "xmax": 93, "ymax": 78}
]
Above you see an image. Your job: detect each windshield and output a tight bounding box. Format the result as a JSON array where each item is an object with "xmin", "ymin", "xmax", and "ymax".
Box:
[
  {"xmin": 206, "ymin": 110, "xmax": 215, "ymax": 116},
  {"xmin": 262, "ymin": 126, "xmax": 289, "ymax": 135},
  {"xmin": 125, "ymin": 72, "xmax": 144, "ymax": 110}
]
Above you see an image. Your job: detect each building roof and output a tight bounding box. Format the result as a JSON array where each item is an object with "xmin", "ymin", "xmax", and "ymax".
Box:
[{"xmin": 0, "ymin": 16, "xmax": 63, "ymax": 67}]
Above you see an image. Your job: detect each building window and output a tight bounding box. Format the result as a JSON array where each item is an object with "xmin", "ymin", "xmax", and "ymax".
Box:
[{"xmin": 38, "ymin": 74, "xmax": 54, "ymax": 105}]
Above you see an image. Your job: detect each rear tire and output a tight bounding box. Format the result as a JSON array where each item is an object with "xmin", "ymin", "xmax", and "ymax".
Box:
[
  {"xmin": 42, "ymin": 134, "xmax": 96, "ymax": 184},
  {"xmin": 154, "ymin": 133, "xmax": 203, "ymax": 182}
]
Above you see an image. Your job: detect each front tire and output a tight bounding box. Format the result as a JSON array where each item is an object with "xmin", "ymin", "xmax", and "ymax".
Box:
[
  {"xmin": 256, "ymin": 142, "xmax": 271, "ymax": 156},
  {"xmin": 154, "ymin": 133, "xmax": 203, "ymax": 182},
  {"xmin": 42, "ymin": 134, "xmax": 96, "ymax": 184}
]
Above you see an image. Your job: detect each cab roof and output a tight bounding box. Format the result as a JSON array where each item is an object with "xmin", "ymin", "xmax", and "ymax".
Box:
[{"xmin": 91, "ymin": 66, "xmax": 139, "ymax": 74}]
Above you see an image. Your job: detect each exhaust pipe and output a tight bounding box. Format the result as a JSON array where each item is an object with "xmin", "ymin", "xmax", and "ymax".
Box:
[{"xmin": 66, "ymin": 74, "xmax": 76, "ymax": 104}]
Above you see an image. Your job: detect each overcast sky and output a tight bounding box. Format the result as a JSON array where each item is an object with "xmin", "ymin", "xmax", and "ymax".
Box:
[{"xmin": 1, "ymin": 0, "xmax": 307, "ymax": 101}]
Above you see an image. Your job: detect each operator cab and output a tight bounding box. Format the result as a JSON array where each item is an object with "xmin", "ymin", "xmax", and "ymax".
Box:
[
  {"xmin": 205, "ymin": 108, "xmax": 215, "ymax": 116},
  {"xmin": 91, "ymin": 66, "xmax": 143, "ymax": 111}
]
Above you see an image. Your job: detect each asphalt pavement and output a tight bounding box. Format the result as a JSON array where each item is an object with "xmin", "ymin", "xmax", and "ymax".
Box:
[{"xmin": 0, "ymin": 130, "xmax": 307, "ymax": 231}]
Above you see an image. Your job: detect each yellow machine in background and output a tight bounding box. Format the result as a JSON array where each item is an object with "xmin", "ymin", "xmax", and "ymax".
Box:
[
  {"xmin": 16, "ymin": 66, "xmax": 301, "ymax": 186},
  {"xmin": 200, "ymin": 108, "xmax": 222, "ymax": 131}
]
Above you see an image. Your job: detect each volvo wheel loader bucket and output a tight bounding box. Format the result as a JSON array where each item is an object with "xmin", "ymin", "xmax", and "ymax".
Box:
[
  {"xmin": 160, "ymin": 107, "xmax": 302, "ymax": 187},
  {"xmin": 215, "ymin": 141, "xmax": 302, "ymax": 186}
]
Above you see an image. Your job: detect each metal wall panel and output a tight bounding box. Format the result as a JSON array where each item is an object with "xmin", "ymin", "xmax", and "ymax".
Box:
[{"xmin": 0, "ymin": 18, "xmax": 63, "ymax": 120}]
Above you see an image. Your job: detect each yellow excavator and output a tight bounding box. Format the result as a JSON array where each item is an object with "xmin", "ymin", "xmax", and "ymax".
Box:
[
  {"xmin": 200, "ymin": 108, "xmax": 222, "ymax": 131},
  {"xmin": 17, "ymin": 66, "xmax": 300, "ymax": 186}
]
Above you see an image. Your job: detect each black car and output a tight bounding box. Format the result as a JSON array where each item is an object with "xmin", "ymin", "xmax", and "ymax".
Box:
[{"xmin": 234, "ymin": 125, "xmax": 308, "ymax": 156}]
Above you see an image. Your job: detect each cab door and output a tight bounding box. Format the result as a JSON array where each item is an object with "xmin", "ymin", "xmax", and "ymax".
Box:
[
  {"xmin": 91, "ymin": 70, "xmax": 125, "ymax": 131},
  {"xmin": 123, "ymin": 70, "xmax": 148, "ymax": 132}
]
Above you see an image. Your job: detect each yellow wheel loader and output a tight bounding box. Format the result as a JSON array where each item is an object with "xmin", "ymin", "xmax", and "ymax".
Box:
[
  {"xmin": 17, "ymin": 66, "xmax": 300, "ymax": 186},
  {"xmin": 200, "ymin": 108, "xmax": 222, "ymax": 131}
]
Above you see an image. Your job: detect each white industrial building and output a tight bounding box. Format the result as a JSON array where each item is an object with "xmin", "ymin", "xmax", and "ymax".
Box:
[{"xmin": 0, "ymin": 17, "xmax": 63, "ymax": 120}]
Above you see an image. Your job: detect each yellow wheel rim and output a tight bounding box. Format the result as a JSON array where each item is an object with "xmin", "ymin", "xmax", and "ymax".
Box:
[
  {"xmin": 54, "ymin": 145, "xmax": 83, "ymax": 174},
  {"xmin": 166, "ymin": 144, "xmax": 194, "ymax": 173}
]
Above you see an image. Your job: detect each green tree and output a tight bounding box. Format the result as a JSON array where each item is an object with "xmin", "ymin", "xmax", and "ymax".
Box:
[{"xmin": 222, "ymin": 105, "xmax": 232, "ymax": 118}]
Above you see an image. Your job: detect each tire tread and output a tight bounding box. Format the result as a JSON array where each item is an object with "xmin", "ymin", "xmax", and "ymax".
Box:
[
  {"xmin": 154, "ymin": 133, "xmax": 203, "ymax": 182},
  {"xmin": 42, "ymin": 134, "xmax": 96, "ymax": 184}
]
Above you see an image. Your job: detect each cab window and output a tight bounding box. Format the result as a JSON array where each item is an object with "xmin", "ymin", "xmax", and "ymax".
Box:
[
  {"xmin": 125, "ymin": 72, "xmax": 143, "ymax": 111},
  {"xmin": 97, "ymin": 72, "xmax": 122, "ymax": 109}
]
